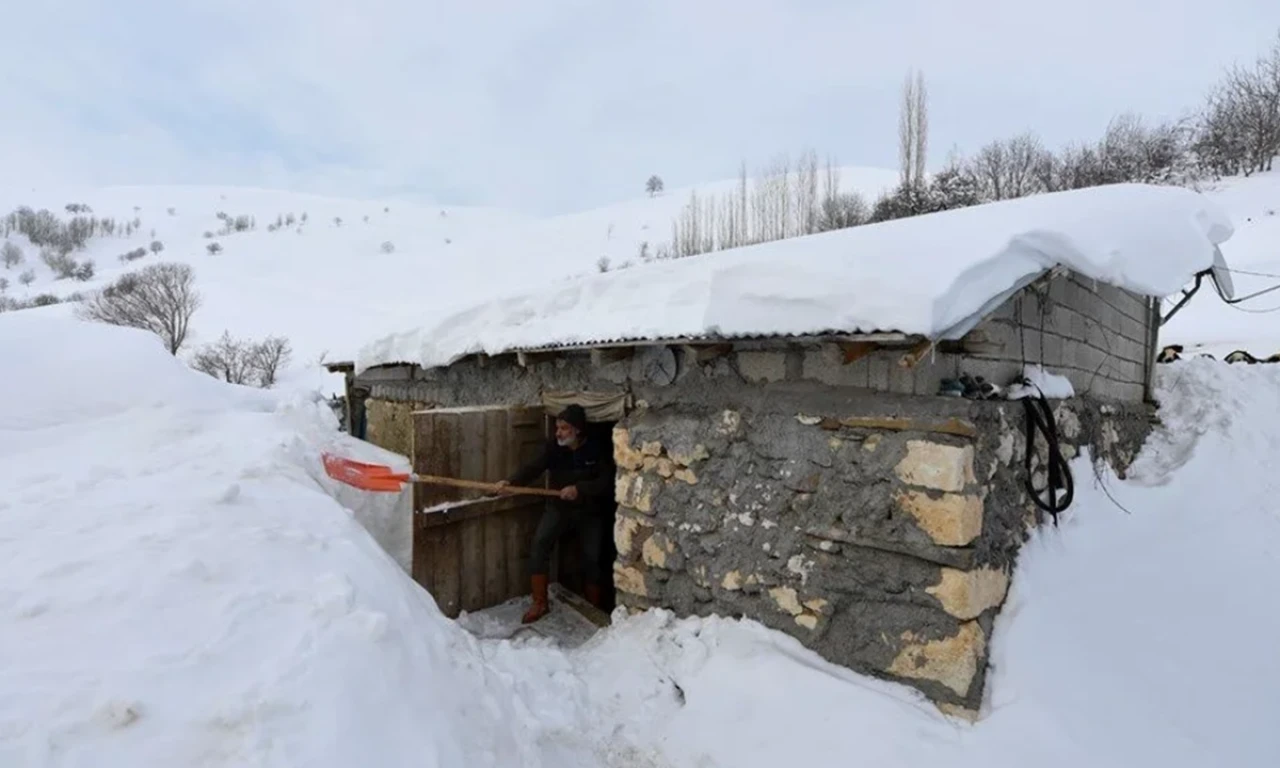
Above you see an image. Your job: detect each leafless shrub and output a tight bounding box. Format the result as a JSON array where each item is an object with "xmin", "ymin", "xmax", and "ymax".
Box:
[
  {"xmin": 249, "ymin": 336, "xmax": 291, "ymax": 387},
  {"xmin": 191, "ymin": 331, "xmax": 292, "ymax": 387},
  {"xmin": 2, "ymin": 241, "xmax": 21, "ymax": 269},
  {"xmin": 41, "ymin": 249, "xmax": 79, "ymax": 279},
  {"xmin": 76, "ymin": 263, "xmax": 200, "ymax": 354}
]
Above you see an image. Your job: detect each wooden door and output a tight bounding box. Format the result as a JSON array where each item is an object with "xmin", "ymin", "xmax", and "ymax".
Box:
[{"xmin": 411, "ymin": 405, "xmax": 547, "ymax": 618}]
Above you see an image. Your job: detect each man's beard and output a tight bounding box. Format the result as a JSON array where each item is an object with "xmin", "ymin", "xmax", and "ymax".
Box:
[{"xmin": 557, "ymin": 437, "xmax": 573, "ymax": 447}]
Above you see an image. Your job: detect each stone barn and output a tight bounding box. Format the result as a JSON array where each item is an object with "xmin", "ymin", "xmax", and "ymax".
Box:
[{"xmin": 329, "ymin": 184, "xmax": 1233, "ymax": 719}]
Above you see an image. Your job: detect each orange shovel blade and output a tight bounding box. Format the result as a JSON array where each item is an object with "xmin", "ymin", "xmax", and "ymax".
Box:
[{"xmin": 322, "ymin": 452, "xmax": 410, "ymax": 492}]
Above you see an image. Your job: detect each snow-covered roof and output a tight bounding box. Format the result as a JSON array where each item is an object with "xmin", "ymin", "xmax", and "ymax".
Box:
[{"xmin": 356, "ymin": 183, "xmax": 1233, "ymax": 374}]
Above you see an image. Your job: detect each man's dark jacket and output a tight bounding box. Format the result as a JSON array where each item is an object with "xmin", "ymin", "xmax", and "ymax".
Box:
[{"xmin": 507, "ymin": 437, "xmax": 616, "ymax": 514}]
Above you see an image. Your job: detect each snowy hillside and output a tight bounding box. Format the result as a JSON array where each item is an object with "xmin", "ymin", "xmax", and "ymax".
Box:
[
  {"xmin": 3, "ymin": 311, "xmax": 1277, "ymax": 767},
  {"xmin": 0, "ymin": 168, "xmax": 899, "ymax": 395},
  {"xmin": 1161, "ymin": 170, "xmax": 1280, "ymax": 358},
  {"xmin": 3, "ymin": 162, "xmax": 1274, "ymax": 397}
]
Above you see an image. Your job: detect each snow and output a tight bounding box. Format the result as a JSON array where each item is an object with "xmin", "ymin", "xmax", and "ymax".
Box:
[
  {"xmin": 6, "ymin": 307, "xmax": 1280, "ymax": 767},
  {"xmin": 0, "ymin": 315, "xmax": 510, "ymax": 766},
  {"xmin": 1007, "ymin": 363, "xmax": 1077, "ymax": 400},
  {"xmin": 357, "ymin": 183, "xmax": 1232, "ymax": 374},
  {"xmin": 0, "ymin": 168, "xmax": 898, "ymax": 397},
  {"xmin": 1160, "ymin": 170, "xmax": 1280, "ymax": 358}
]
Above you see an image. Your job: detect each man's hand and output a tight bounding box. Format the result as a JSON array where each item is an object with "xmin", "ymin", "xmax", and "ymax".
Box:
[
  {"xmin": 559, "ymin": 485, "xmax": 579, "ymax": 501},
  {"xmin": 494, "ymin": 480, "xmax": 510, "ymax": 492}
]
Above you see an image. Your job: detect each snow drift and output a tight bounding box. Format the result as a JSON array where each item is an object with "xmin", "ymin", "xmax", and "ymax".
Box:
[
  {"xmin": 0, "ymin": 313, "xmax": 530, "ymax": 767},
  {"xmin": 357, "ymin": 183, "xmax": 1233, "ymax": 374}
]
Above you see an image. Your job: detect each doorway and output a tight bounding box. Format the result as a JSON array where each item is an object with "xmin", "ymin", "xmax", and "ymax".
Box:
[{"xmin": 549, "ymin": 416, "xmax": 619, "ymax": 614}]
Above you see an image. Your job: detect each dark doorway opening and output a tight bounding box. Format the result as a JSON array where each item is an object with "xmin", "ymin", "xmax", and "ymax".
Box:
[{"xmin": 550, "ymin": 416, "xmax": 618, "ymax": 614}]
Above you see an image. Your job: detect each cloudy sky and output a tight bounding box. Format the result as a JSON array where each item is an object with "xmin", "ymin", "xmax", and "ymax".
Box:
[{"xmin": 2, "ymin": 1, "xmax": 1278, "ymax": 213}]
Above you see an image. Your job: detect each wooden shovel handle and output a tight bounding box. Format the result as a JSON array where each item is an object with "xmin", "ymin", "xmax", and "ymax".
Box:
[{"xmin": 410, "ymin": 474, "xmax": 564, "ymax": 499}]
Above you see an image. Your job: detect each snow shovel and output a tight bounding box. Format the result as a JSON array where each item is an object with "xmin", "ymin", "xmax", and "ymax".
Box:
[{"xmin": 321, "ymin": 452, "xmax": 562, "ymax": 497}]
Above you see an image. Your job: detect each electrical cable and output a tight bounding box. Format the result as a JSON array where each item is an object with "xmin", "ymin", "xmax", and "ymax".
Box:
[{"xmin": 1020, "ymin": 390, "xmax": 1074, "ymax": 526}]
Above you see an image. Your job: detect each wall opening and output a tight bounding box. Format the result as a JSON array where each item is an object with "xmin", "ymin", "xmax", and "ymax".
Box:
[{"xmin": 548, "ymin": 415, "xmax": 619, "ymax": 614}]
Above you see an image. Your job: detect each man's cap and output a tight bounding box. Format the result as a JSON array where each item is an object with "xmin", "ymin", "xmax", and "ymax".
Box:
[{"xmin": 556, "ymin": 404, "xmax": 588, "ymax": 432}]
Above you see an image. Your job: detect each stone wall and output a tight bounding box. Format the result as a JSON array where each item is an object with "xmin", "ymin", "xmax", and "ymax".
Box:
[
  {"xmin": 606, "ymin": 387, "xmax": 1147, "ymax": 718},
  {"xmin": 349, "ymin": 274, "xmax": 1157, "ymax": 716}
]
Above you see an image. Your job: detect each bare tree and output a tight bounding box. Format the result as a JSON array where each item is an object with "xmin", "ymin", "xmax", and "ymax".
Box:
[
  {"xmin": 192, "ymin": 332, "xmax": 255, "ymax": 384},
  {"xmin": 971, "ymin": 140, "xmax": 1009, "ymax": 201},
  {"xmin": 899, "ymin": 70, "xmax": 929, "ymax": 187},
  {"xmin": 192, "ymin": 332, "xmax": 291, "ymax": 387},
  {"xmin": 645, "ymin": 175, "xmax": 665, "ymax": 197},
  {"xmin": 797, "ymin": 149, "xmax": 821, "ymax": 235},
  {"xmin": 18, "ymin": 269, "xmax": 34, "ymax": 287},
  {"xmin": 76, "ymin": 263, "xmax": 200, "ymax": 355},
  {"xmin": 1, "ymin": 242, "xmax": 21, "ymax": 269},
  {"xmin": 249, "ymin": 336, "xmax": 291, "ymax": 387}
]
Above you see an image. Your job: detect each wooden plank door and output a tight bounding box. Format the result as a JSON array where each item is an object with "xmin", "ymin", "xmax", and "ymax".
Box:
[{"xmin": 410, "ymin": 405, "xmax": 546, "ymax": 618}]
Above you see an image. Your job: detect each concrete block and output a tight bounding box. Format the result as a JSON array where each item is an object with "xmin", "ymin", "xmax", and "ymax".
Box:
[
  {"xmin": 913, "ymin": 353, "xmax": 958, "ymax": 395},
  {"xmin": 1084, "ymin": 316, "xmax": 1111, "ymax": 352},
  {"xmin": 1048, "ymin": 273, "xmax": 1070, "ymax": 306},
  {"xmin": 1063, "ymin": 368, "xmax": 1092, "ymax": 397},
  {"xmin": 802, "ymin": 345, "xmax": 870, "ymax": 388},
  {"xmin": 1075, "ymin": 344, "xmax": 1109, "ymax": 376},
  {"xmin": 958, "ymin": 358, "xmax": 1022, "ymax": 389},
  {"xmin": 889, "ymin": 355, "xmax": 917, "ymax": 394},
  {"xmin": 1069, "ymin": 310, "xmax": 1088, "ymax": 343},
  {"xmin": 868, "ymin": 352, "xmax": 892, "ymax": 392},
  {"xmin": 965, "ymin": 319, "xmax": 1019, "ymax": 359},
  {"xmin": 1040, "ymin": 334, "xmax": 1065, "ymax": 367},
  {"xmin": 1059, "ymin": 338, "xmax": 1081, "ymax": 370},
  {"xmin": 737, "ymin": 350, "xmax": 788, "ymax": 383},
  {"xmin": 1047, "ymin": 303, "xmax": 1075, "ymax": 339}
]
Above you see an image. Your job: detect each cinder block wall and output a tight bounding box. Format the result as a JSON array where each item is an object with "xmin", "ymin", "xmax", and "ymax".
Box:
[{"xmin": 960, "ymin": 271, "xmax": 1158, "ymax": 402}]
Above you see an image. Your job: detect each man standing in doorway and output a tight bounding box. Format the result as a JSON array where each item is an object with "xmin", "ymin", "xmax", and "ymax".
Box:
[{"xmin": 498, "ymin": 404, "xmax": 616, "ymax": 623}]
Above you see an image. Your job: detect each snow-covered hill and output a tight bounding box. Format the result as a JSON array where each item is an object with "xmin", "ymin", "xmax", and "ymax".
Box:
[
  {"xmin": 1, "ymin": 163, "xmax": 1275, "ymax": 398},
  {"xmin": 0, "ymin": 168, "xmax": 899, "ymax": 395}
]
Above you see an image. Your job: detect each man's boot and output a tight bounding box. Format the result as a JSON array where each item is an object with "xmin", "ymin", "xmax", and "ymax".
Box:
[
  {"xmin": 583, "ymin": 582, "xmax": 603, "ymax": 609},
  {"xmin": 522, "ymin": 574, "xmax": 550, "ymax": 624}
]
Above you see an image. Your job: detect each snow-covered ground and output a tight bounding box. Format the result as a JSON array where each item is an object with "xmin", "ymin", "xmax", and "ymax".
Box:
[
  {"xmin": 1161, "ymin": 170, "xmax": 1280, "ymax": 358},
  {"xmin": 0, "ymin": 168, "xmax": 899, "ymax": 395},
  {"xmin": 4, "ymin": 285, "xmax": 1278, "ymax": 766}
]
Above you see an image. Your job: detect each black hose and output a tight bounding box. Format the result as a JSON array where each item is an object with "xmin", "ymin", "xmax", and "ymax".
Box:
[{"xmin": 1022, "ymin": 392, "xmax": 1074, "ymax": 525}]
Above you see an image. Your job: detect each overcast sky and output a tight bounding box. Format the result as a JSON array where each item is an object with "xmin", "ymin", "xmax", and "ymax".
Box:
[{"xmin": 2, "ymin": 1, "xmax": 1278, "ymax": 213}]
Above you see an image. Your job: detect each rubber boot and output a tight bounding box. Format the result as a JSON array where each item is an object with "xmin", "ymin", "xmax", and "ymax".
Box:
[
  {"xmin": 583, "ymin": 582, "xmax": 603, "ymax": 609},
  {"xmin": 522, "ymin": 574, "xmax": 550, "ymax": 624}
]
